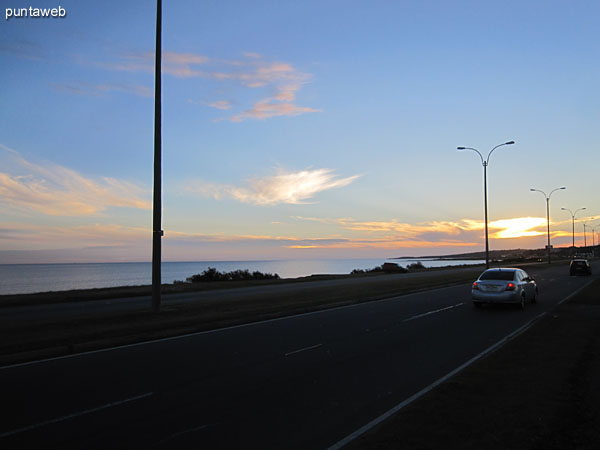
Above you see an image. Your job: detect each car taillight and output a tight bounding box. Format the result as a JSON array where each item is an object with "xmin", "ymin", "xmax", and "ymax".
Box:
[
  {"xmin": 505, "ymin": 282, "xmax": 516, "ymax": 291},
  {"xmin": 472, "ymin": 282, "xmax": 479, "ymax": 290}
]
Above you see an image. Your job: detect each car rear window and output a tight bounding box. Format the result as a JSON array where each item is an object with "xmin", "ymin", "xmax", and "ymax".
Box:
[{"xmin": 479, "ymin": 270, "xmax": 515, "ymax": 281}]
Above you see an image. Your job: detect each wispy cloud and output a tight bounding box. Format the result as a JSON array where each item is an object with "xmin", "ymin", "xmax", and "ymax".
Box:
[
  {"xmin": 187, "ymin": 168, "xmax": 360, "ymax": 205},
  {"xmin": 291, "ymin": 215, "xmax": 557, "ymax": 248},
  {"xmin": 0, "ymin": 40, "xmax": 44, "ymax": 60},
  {"xmin": 231, "ymin": 101, "xmax": 320, "ymax": 122},
  {"xmin": 0, "ymin": 144, "xmax": 150, "ymax": 216},
  {"xmin": 292, "ymin": 217, "xmax": 483, "ymax": 239},
  {"xmin": 99, "ymin": 51, "xmax": 319, "ymax": 121},
  {"xmin": 52, "ymin": 81, "xmax": 153, "ymax": 97},
  {"xmin": 284, "ymin": 237, "xmax": 478, "ymax": 250},
  {"xmin": 99, "ymin": 51, "xmax": 210, "ymax": 77},
  {"xmin": 207, "ymin": 100, "xmax": 232, "ymax": 110}
]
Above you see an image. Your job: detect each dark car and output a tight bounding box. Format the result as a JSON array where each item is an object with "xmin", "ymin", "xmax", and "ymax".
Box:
[{"xmin": 569, "ymin": 259, "xmax": 592, "ymax": 276}]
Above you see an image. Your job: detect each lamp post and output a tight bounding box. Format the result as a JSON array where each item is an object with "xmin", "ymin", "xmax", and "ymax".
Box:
[
  {"xmin": 530, "ymin": 186, "xmax": 565, "ymax": 264},
  {"xmin": 152, "ymin": 0, "xmax": 163, "ymax": 313},
  {"xmin": 457, "ymin": 140, "xmax": 515, "ymax": 269},
  {"xmin": 561, "ymin": 207, "xmax": 586, "ymax": 256},
  {"xmin": 583, "ymin": 222, "xmax": 588, "ymax": 249}
]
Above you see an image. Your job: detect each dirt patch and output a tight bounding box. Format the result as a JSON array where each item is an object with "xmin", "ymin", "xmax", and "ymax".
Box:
[{"xmin": 346, "ymin": 278, "xmax": 600, "ymax": 450}]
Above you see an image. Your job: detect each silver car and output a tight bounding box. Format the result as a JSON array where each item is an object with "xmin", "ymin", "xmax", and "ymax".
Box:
[{"xmin": 472, "ymin": 268, "xmax": 538, "ymax": 309}]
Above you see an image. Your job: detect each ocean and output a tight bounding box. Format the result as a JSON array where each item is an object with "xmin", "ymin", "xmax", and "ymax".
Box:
[{"xmin": 0, "ymin": 258, "xmax": 484, "ymax": 295}]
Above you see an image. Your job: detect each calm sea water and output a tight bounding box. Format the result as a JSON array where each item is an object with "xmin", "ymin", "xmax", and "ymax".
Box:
[{"xmin": 0, "ymin": 258, "xmax": 484, "ymax": 295}]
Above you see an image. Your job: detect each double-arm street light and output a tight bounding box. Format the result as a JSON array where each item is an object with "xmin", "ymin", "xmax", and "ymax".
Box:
[
  {"xmin": 561, "ymin": 207, "xmax": 586, "ymax": 255},
  {"xmin": 530, "ymin": 186, "xmax": 565, "ymax": 264},
  {"xmin": 457, "ymin": 140, "xmax": 515, "ymax": 268}
]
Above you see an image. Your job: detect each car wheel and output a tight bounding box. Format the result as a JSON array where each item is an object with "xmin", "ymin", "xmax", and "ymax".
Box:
[
  {"xmin": 519, "ymin": 293, "xmax": 526, "ymax": 310},
  {"xmin": 531, "ymin": 288, "xmax": 538, "ymax": 304}
]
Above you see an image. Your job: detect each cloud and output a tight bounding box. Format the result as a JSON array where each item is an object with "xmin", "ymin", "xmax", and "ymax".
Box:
[
  {"xmin": 284, "ymin": 237, "xmax": 478, "ymax": 250},
  {"xmin": 0, "ymin": 40, "xmax": 44, "ymax": 60},
  {"xmin": 291, "ymin": 215, "xmax": 552, "ymax": 248},
  {"xmin": 99, "ymin": 51, "xmax": 319, "ymax": 121},
  {"xmin": 52, "ymin": 82, "xmax": 153, "ymax": 97},
  {"xmin": 207, "ymin": 100, "xmax": 232, "ymax": 110},
  {"xmin": 318, "ymin": 218, "xmax": 483, "ymax": 237},
  {"xmin": 231, "ymin": 101, "xmax": 320, "ymax": 122},
  {"xmin": 99, "ymin": 51, "xmax": 210, "ymax": 77},
  {"xmin": 489, "ymin": 217, "xmax": 546, "ymax": 239},
  {"xmin": 187, "ymin": 168, "xmax": 360, "ymax": 205},
  {"xmin": 225, "ymin": 59, "xmax": 318, "ymax": 122},
  {"xmin": 0, "ymin": 144, "xmax": 150, "ymax": 216}
]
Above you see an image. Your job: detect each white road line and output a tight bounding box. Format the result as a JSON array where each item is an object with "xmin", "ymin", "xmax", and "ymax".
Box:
[
  {"xmin": 285, "ymin": 343, "xmax": 323, "ymax": 357},
  {"xmin": 155, "ymin": 424, "xmax": 213, "ymax": 446},
  {"xmin": 402, "ymin": 303, "xmax": 464, "ymax": 322},
  {"xmin": 326, "ymin": 314, "xmax": 546, "ymax": 450},
  {"xmin": 326, "ymin": 278, "xmax": 598, "ymax": 450},
  {"xmin": 0, "ymin": 392, "xmax": 153, "ymax": 439}
]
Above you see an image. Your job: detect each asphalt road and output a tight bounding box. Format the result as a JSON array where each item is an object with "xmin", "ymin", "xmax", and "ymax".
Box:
[{"xmin": 1, "ymin": 261, "xmax": 597, "ymax": 449}]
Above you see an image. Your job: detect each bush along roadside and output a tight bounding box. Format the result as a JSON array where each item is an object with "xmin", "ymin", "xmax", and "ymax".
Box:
[
  {"xmin": 351, "ymin": 262, "xmax": 428, "ymax": 274},
  {"xmin": 185, "ymin": 267, "xmax": 280, "ymax": 283}
]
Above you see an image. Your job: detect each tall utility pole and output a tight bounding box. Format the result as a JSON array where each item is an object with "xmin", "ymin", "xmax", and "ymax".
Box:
[
  {"xmin": 457, "ymin": 141, "xmax": 515, "ymax": 269},
  {"xmin": 152, "ymin": 0, "xmax": 162, "ymax": 313},
  {"xmin": 530, "ymin": 186, "xmax": 565, "ymax": 264}
]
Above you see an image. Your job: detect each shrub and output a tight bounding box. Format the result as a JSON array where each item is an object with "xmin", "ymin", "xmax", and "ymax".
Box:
[
  {"xmin": 381, "ymin": 263, "xmax": 408, "ymax": 273},
  {"xmin": 407, "ymin": 261, "xmax": 425, "ymax": 271},
  {"xmin": 351, "ymin": 266, "xmax": 385, "ymax": 275},
  {"xmin": 186, "ymin": 267, "xmax": 280, "ymax": 283}
]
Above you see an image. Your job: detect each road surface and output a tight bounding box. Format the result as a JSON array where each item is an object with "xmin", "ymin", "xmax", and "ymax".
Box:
[{"xmin": 1, "ymin": 261, "xmax": 597, "ymax": 449}]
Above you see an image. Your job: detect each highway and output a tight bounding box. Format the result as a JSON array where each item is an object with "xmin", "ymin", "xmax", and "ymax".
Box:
[{"xmin": 1, "ymin": 261, "xmax": 597, "ymax": 449}]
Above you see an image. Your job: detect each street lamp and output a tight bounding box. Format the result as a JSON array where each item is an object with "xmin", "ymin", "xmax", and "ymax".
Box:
[
  {"xmin": 593, "ymin": 224, "xmax": 600, "ymax": 256},
  {"xmin": 457, "ymin": 140, "xmax": 515, "ymax": 268},
  {"xmin": 530, "ymin": 186, "xmax": 565, "ymax": 264},
  {"xmin": 561, "ymin": 207, "xmax": 586, "ymax": 256}
]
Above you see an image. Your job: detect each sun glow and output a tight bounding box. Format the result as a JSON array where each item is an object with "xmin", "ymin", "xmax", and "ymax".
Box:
[{"xmin": 490, "ymin": 217, "xmax": 546, "ymax": 239}]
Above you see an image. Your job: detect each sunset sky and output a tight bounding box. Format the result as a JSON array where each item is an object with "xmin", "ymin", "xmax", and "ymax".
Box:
[{"xmin": 1, "ymin": 0, "xmax": 599, "ymax": 263}]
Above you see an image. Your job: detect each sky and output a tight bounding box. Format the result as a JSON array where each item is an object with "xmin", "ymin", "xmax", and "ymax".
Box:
[{"xmin": 1, "ymin": 0, "xmax": 599, "ymax": 263}]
